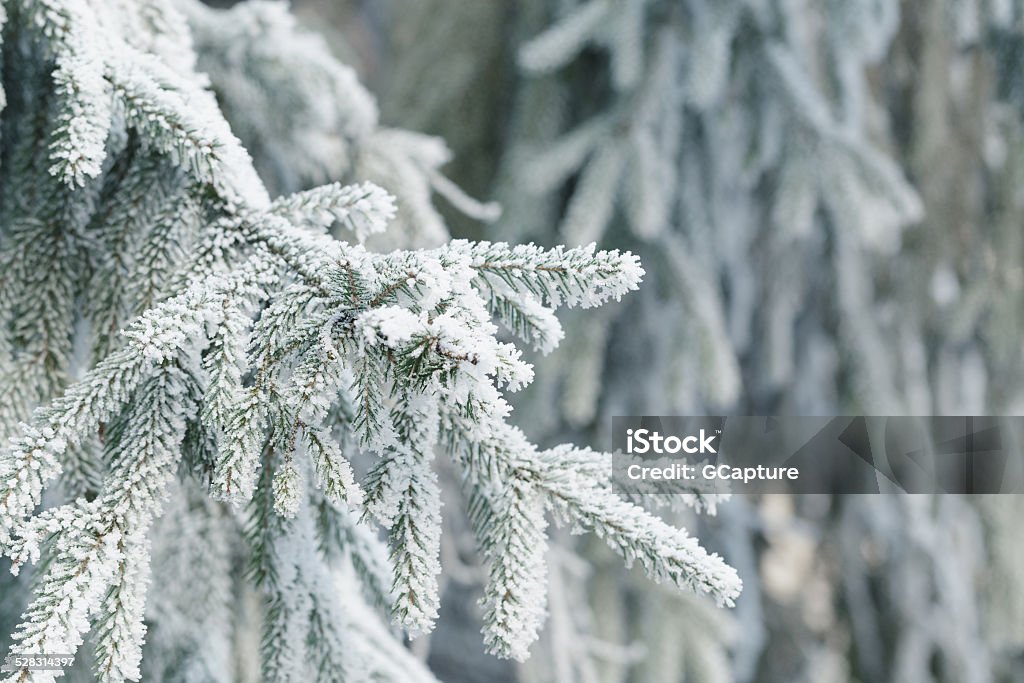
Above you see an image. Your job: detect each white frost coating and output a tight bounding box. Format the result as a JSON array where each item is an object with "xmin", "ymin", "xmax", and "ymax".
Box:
[
  {"xmin": 270, "ymin": 181, "xmax": 397, "ymax": 242},
  {"xmin": 272, "ymin": 460, "xmax": 302, "ymax": 518},
  {"xmin": 357, "ymin": 307, "xmax": 422, "ymax": 348},
  {"xmin": 0, "ymin": 1, "xmax": 739, "ymax": 679},
  {"xmin": 22, "ymin": 0, "xmax": 114, "ymax": 187}
]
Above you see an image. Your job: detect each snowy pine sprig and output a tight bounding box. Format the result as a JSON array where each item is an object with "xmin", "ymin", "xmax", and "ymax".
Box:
[
  {"xmin": 270, "ymin": 181, "xmax": 397, "ymax": 242},
  {"xmin": 0, "ymin": 0, "xmax": 739, "ymax": 679},
  {"xmin": 452, "ymin": 422, "xmax": 740, "ymax": 660}
]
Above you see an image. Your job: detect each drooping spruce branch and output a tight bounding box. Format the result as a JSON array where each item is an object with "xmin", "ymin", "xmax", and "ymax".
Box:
[{"xmin": 0, "ymin": 1, "xmax": 741, "ymax": 681}]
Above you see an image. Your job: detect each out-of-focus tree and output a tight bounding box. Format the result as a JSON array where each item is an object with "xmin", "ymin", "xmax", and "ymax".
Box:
[{"xmin": 329, "ymin": 0, "xmax": 1024, "ymax": 681}]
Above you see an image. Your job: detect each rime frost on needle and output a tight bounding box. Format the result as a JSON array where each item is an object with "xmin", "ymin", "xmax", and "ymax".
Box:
[{"xmin": 0, "ymin": 0, "xmax": 740, "ymax": 680}]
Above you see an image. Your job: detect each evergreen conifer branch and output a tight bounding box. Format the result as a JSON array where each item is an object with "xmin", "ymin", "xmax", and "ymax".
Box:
[{"xmin": 0, "ymin": 1, "xmax": 740, "ymax": 679}]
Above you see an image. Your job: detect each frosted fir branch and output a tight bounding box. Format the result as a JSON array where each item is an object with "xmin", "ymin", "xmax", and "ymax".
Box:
[
  {"xmin": 256, "ymin": 488, "xmax": 367, "ymax": 682},
  {"xmin": 212, "ymin": 388, "xmax": 267, "ymax": 506},
  {"xmin": 92, "ymin": 532, "xmax": 150, "ymax": 683},
  {"xmin": 243, "ymin": 455, "xmax": 282, "ymax": 591},
  {"xmin": 127, "ymin": 191, "xmax": 202, "ymax": 313},
  {"xmin": 238, "ymin": 211, "xmax": 353, "ymax": 288},
  {"xmin": 2, "ymin": 187, "xmax": 663, "ymax": 664},
  {"xmin": 5, "ymin": 370, "xmax": 192, "ymax": 683},
  {"xmin": 247, "ymin": 461, "xmax": 351, "ymax": 682},
  {"xmin": 306, "ymin": 596, "xmax": 356, "ymax": 683},
  {"xmin": 22, "ymin": 0, "xmax": 113, "ymax": 186},
  {"xmin": 200, "ymin": 302, "xmax": 250, "ymax": 431},
  {"xmin": 84, "ymin": 153, "xmax": 177, "ymax": 332},
  {"xmin": 364, "ymin": 395, "xmax": 443, "ymax": 634},
  {"xmin": 26, "ymin": 0, "xmax": 249, "ymax": 198},
  {"xmin": 106, "ymin": 53, "xmax": 225, "ymax": 188},
  {"xmin": 5, "ymin": 512, "xmax": 124, "ymax": 683},
  {"xmin": 372, "ymin": 446, "xmax": 443, "ymax": 634},
  {"xmin": 479, "ymin": 284, "xmax": 565, "ymax": 354},
  {"xmin": 0, "ymin": 349, "xmax": 144, "ymax": 545},
  {"xmin": 446, "ymin": 422, "xmax": 546, "ymax": 659},
  {"xmin": 121, "ymin": 300, "xmax": 205, "ymax": 367},
  {"xmin": 142, "ymin": 484, "xmax": 235, "ymax": 683},
  {"xmin": 58, "ymin": 438, "xmax": 105, "ymax": 502},
  {"xmin": 0, "ymin": 2, "xmax": 746, "ymax": 675},
  {"xmin": 269, "ymin": 181, "xmax": 397, "ymax": 243},
  {"xmin": 259, "ymin": 516, "xmax": 316, "ymax": 683},
  {"xmin": 96, "ymin": 370, "xmax": 195, "ymax": 529},
  {"xmin": 248, "ymin": 284, "xmax": 323, "ymax": 367},
  {"xmin": 466, "ymin": 479, "xmax": 549, "ymax": 661},
  {"xmin": 272, "ymin": 460, "xmax": 302, "ymax": 518},
  {"xmin": 350, "ymin": 349, "xmax": 396, "ymax": 451},
  {"xmin": 105, "ymin": 44, "xmax": 270, "ymax": 216},
  {"xmin": 119, "ymin": 265, "xmax": 269, "ymax": 368},
  {"xmin": 447, "ymin": 419, "xmax": 741, "ymax": 658},
  {"xmin": 366, "ymin": 395, "xmax": 442, "ymax": 634},
  {"xmin": 257, "ymin": 313, "xmax": 344, "ymax": 398},
  {"xmin": 286, "ymin": 341, "xmax": 345, "ymax": 427},
  {"xmin": 537, "ymin": 445, "xmax": 742, "ymax": 607},
  {"xmin": 356, "ymin": 307, "xmax": 422, "ymax": 350},
  {"xmin": 121, "ymin": 264, "xmax": 272, "ymax": 509},
  {"xmin": 447, "ymin": 422, "xmax": 548, "ymax": 658},
  {"xmin": 237, "ymin": 234, "xmax": 640, "ymax": 361},
  {"xmin": 459, "ymin": 240, "xmax": 644, "ymax": 309},
  {"xmin": 214, "ymin": 352, "xmax": 358, "ymax": 521},
  {"xmin": 364, "ymin": 251, "xmax": 460, "ymax": 313},
  {"xmin": 49, "ymin": 50, "xmax": 112, "ymax": 187},
  {"xmin": 350, "ymin": 290, "xmax": 533, "ymax": 400},
  {"xmin": 0, "ymin": 207, "xmax": 84, "ymax": 440},
  {"xmin": 303, "ymin": 428, "xmax": 363, "ymax": 510}
]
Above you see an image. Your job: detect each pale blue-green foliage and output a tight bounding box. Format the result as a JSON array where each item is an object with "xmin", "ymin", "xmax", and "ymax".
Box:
[
  {"xmin": 0, "ymin": 1, "xmax": 740, "ymax": 681},
  {"xmin": 498, "ymin": 0, "xmax": 928, "ymax": 430},
  {"xmin": 452, "ymin": 1, "xmax": 1024, "ymax": 681}
]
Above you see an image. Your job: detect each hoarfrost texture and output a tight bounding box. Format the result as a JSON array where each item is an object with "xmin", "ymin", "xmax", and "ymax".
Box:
[{"xmin": 0, "ymin": 1, "xmax": 742, "ymax": 682}]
